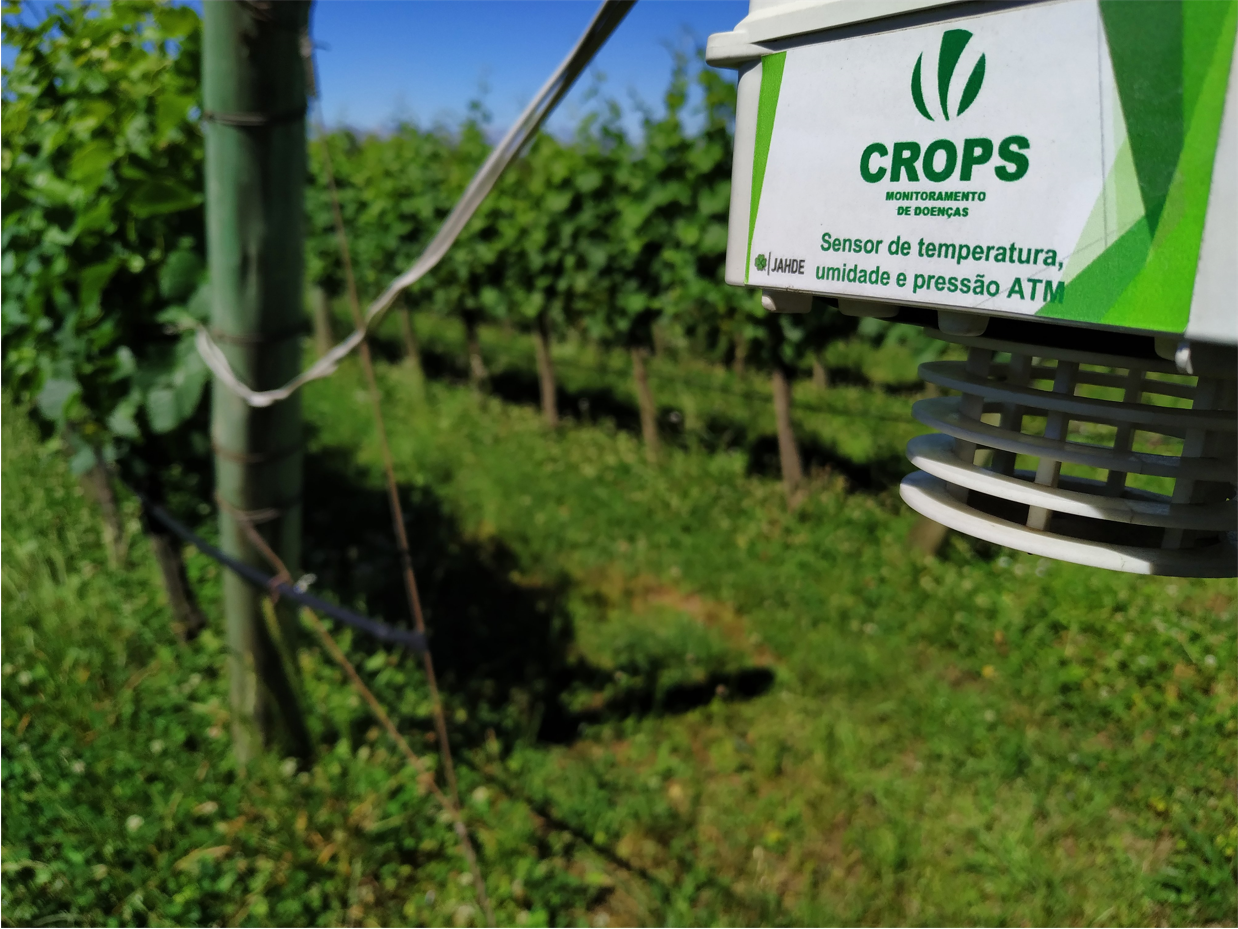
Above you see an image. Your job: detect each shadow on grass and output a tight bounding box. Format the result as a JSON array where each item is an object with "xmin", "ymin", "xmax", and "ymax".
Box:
[
  {"xmin": 483, "ymin": 364, "xmax": 901, "ymax": 496},
  {"xmin": 490, "ymin": 367, "xmax": 647, "ymax": 438},
  {"xmin": 541, "ymin": 667, "xmax": 775, "ymax": 743},
  {"xmin": 289, "ymin": 393, "xmax": 786, "ymax": 921},
  {"xmin": 746, "ymin": 434, "xmax": 911, "ymax": 493},
  {"xmin": 479, "ymin": 763, "xmax": 788, "ymax": 925},
  {"xmin": 301, "ymin": 435, "xmax": 772, "ymax": 750}
]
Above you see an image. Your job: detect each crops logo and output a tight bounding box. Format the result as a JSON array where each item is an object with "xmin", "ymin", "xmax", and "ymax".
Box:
[
  {"xmin": 859, "ymin": 24, "xmax": 1027, "ymax": 184},
  {"xmin": 911, "ymin": 29, "xmax": 985, "ymax": 122},
  {"xmin": 754, "ymin": 253, "xmax": 767, "ymax": 271}
]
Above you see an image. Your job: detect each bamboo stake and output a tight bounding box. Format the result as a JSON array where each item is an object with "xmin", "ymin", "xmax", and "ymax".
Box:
[
  {"xmin": 398, "ymin": 302, "xmax": 423, "ymax": 373},
  {"xmin": 310, "ymin": 285, "xmax": 335, "ymax": 358},
  {"xmin": 314, "ymin": 115, "xmax": 495, "ymax": 927}
]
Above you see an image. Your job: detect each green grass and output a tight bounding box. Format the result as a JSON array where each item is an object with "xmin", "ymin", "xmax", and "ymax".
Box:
[
  {"xmin": 4, "ymin": 334, "xmax": 1236, "ymax": 926},
  {"xmin": 0, "ymin": 403, "xmax": 595, "ymax": 927}
]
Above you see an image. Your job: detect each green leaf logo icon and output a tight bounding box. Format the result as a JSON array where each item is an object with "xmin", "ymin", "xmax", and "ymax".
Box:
[
  {"xmin": 754, "ymin": 253, "xmax": 767, "ymax": 271},
  {"xmin": 912, "ymin": 29, "xmax": 986, "ymax": 121}
]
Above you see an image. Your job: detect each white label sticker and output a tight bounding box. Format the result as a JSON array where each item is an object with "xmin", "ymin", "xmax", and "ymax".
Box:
[{"xmin": 746, "ymin": 0, "xmax": 1123, "ymax": 315}]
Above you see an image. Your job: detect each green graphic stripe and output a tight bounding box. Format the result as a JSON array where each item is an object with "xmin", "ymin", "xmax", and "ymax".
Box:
[
  {"xmin": 746, "ymin": 51, "xmax": 786, "ymax": 284},
  {"xmin": 957, "ymin": 53, "xmax": 985, "ymax": 118},
  {"xmin": 1184, "ymin": 2, "xmax": 1234, "ymax": 123},
  {"xmin": 1040, "ymin": 1, "xmax": 1236, "ymax": 332},
  {"xmin": 1101, "ymin": 2, "xmax": 1237, "ymax": 332},
  {"xmin": 1059, "ymin": 138, "xmax": 1144, "ymax": 284},
  {"xmin": 1039, "ymin": 220, "xmax": 1151, "ymax": 325},
  {"xmin": 1100, "ymin": 0, "xmax": 1184, "ymax": 236}
]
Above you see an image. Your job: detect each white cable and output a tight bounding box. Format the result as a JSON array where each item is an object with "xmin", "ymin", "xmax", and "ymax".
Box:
[{"xmin": 200, "ymin": 0, "xmax": 636, "ymax": 409}]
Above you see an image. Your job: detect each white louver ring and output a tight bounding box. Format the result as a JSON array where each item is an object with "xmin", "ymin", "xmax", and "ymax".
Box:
[{"xmin": 901, "ymin": 329, "xmax": 1236, "ymax": 577}]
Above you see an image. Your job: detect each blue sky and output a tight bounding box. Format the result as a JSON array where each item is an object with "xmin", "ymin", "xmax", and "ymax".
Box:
[
  {"xmin": 2, "ymin": 1, "xmax": 750, "ymax": 136},
  {"xmin": 310, "ymin": 1, "xmax": 748, "ymax": 136}
]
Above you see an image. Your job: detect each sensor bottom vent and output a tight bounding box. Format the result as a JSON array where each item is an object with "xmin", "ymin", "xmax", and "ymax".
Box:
[{"xmin": 900, "ymin": 329, "xmax": 1237, "ymax": 577}]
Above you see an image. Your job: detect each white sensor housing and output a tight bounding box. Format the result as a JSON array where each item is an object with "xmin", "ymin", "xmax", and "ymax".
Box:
[{"xmin": 709, "ymin": 0, "xmax": 1237, "ymax": 576}]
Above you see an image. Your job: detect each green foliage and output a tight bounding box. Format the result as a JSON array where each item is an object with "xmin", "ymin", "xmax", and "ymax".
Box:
[
  {"xmin": 497, "ymin": 92, "xmax": 629, "ymax": 338},
  {"xmin": 422, "ymin": 103, "xmax": 512, "ymax": 333},
  {"xmin": 1, "ymin": 0, "xmax": 208, "ymax": 489},
  {"xmin": 587, "ymin": 53, "xmax": 732, "ymax": 352},
  {"xmin": 305, "ymin": 49, "xmax": 872, "ymax": 376},
  {"xmin": 306, "ymin": 120, "xmax": 470, "ymax": 311}
]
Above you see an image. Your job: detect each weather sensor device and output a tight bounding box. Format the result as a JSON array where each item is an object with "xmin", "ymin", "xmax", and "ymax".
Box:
[{"xmin": 708, "ymin": 0, "xmax": 1238, "ymax": 577}]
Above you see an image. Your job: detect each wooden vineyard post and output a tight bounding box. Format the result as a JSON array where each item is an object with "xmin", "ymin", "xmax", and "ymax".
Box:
[
  {"xmin": 771, "ymin": 361, "xmax": 804, "ymax": 505},
  {"xmin": 631, "ymin": 346, "xmax": 659, "ymax": 463},
  {"xmin": 811, "ymin": 353, "xmax": 829, "ymax": 390},
  {"xmin": 533, "ymin": 311, "xmax": 559, "ymax": 427},
  {"xmin": 204, "ymin": 0, "xmax": 313, "ymax": 765}
]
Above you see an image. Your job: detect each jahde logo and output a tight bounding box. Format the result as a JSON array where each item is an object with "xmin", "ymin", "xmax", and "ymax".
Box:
[{"xmin": 755, "ymin": 252, "xmax": 806, "ymax": 275}]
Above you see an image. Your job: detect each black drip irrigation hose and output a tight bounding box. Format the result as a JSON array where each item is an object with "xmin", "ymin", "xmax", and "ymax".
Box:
[{"xmin": 132, "ymin": 488, "xmax": 427, "ymax": 653}]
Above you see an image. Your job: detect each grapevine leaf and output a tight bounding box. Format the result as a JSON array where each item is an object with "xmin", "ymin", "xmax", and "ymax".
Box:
[
  {"xmin": 155, "ymin": 94, "xmax": 195, "ymax": 141},
  {"xmin": 158, "ymin": 248, "xmax": 203, "ymax": 302},
  {"xmin": 36, "ymin": 377, "xmax": 80, "ymax": 423},
  {"xmin": 129, "ymin": 179, "xmax": 201, "ymax": 218},
  {"xmin": 145, "ymin": 387, "xmax": 179, "ymax": 433},
  {"xmin": 79, "ymin": 259, "xmax": 120, "ymax": 318},
  {"xmin": 107, "ymin": 394, "xmax": 142, "ymax": 439},
  {"xmin": 68, "ymin": 140, "xmax": 114, "ymax": 188},
  {"xmin": 155, "ymin": 5, "xmax": 199, "ymax": 38},
  {"xmin": 68, "ymin": 444, "xmax": 98, "ymax": 476}
]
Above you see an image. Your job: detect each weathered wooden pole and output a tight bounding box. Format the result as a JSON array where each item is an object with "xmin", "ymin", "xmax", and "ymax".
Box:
[
  {"xmin": 533, "ymin": 311, "xmax": 559, "ymax": 427},
  {"xmin": 310, "ymin": 284, "xmax": 334, "ymax": 358},
  {"xmin": 631, "ymin": 346, "xmax": 659, "ymax": 463},
  {"xmin": 771, "ymin": 361, "xmax": 803, "ymax": 504},
  {"xmin": 204, "ymin": 0, "xmax": 313, "ymax": 764},
  {"xmin": 766, "ymin": 319, "xmax": 803, "ymax": 507}
]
